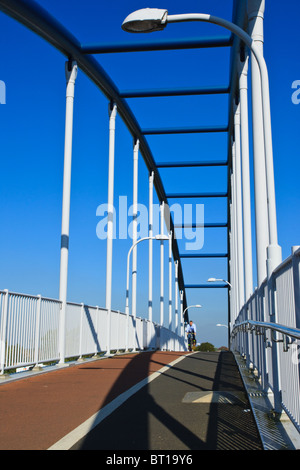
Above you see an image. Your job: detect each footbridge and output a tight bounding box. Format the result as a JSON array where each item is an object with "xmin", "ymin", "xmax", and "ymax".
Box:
[{"xmin": 0, "ymin": 0, "xmax": 299, "ymax": 452}]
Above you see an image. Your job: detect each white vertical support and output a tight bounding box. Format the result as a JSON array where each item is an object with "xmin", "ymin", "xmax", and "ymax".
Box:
[
  {"xmin": 33, "ymin": 295, "xmax": 42, "ymax": 369},
  {"xmin": 78, "ymin": 302, "xmax": 84, "ymax": 361},
  {"xmin": 228, "ymin": 208, "xmax": 234, "ymax": 325},
  {"xmin": 239, "ymin": 52, "xmax": 253, "ymax": 301},
  {"xmin": 94, "ymin": 306, "xmax": 99, "ymax": 357},
  {"xmin": 59, "ymin": 60, "xmax": 78, "ymax": 365},
  {"xmin": 0, "ymin": 290, "xmax": 9, "ymax": 376},
  {"xmin": 160, "ymin": 201, "xmax": 165, "ymax": 328},
  {"xmin": 131, "ymin": 138, "xmax": 139, "ymax": 353},
  {"xmin": 180, "ymin": 290, "xmax": 184, "ymax": 347},
  {"xmin": 247, "ymin": 0, "xmax": 269, "ymax": 286},
  {"xmin": 132, "ymin": 139, "xmax": 139, "ymax": 321},
  {"xmin": 148, "ymin": 171, "xmax": 154, "ymax": 322},
  {"xmin": 234, "ymin": 102, "xmax": 245, "ymax": 310},
  {"xmin": 175, "ymin": 260, "xmax": 179, "ymax": 336},
  {"xmin": 105, "ymin": 101, "xmax": 117, "ymax": 357},
  {"xmin": 168, "ymin": 230, "xmax": 173, "ymax": 332},
  {"xmin": 231, "ymin": 139, "xmax": 239, "ymax": 320}
]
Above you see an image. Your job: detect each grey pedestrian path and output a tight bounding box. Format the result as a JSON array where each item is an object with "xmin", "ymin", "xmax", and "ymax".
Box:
[{"xmin": 70, "ymin": 351, "xmax": 263, "ymax": 450}]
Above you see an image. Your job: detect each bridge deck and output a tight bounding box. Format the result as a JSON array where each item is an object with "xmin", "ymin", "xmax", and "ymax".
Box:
[{"xmin": 0, "ymin": 351, "xmax": 263, "ymax": 451}]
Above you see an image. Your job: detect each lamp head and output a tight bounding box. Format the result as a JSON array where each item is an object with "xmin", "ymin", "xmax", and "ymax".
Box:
[
  {"xmin": 122, "ymin": 8, "xmax": 168, "ymax": 33},
  {"xmin": 207, "ymin": 278, "xmax": 217, "ymax": 282},
  {"xmin": 155, "ymin": 234, "xmax": 169, "ymax": 241}
]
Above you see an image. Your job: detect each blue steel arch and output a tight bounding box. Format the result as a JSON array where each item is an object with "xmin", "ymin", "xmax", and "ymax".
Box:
[{"xmin": 0, "ymin": 0, "xmax": 246, "ymax": 324}]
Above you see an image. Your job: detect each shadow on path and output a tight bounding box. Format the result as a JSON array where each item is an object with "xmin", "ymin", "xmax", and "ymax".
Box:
[{"xmin": 72, "ymin": 351, "xmax": 263, "ymax": 450}]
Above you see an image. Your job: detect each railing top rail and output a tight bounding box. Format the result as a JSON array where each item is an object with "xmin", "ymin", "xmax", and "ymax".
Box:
[
  {"xmin": 232, "ymin": 319, "xmax": 300, "ymax": 341},
  {"xmin": 0, "ymin": 289, "xmax": 62, "ymax": 303}
]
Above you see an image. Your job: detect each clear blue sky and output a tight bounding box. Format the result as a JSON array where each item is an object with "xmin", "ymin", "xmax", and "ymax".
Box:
[{"xmin": 0, "ymin": 0, "xmax": 299, "ymax": 348}]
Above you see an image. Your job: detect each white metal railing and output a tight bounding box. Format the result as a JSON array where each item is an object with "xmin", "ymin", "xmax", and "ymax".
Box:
[
  {"xmin": 231, "ymin": 247, "xmax": 300, "ymax": 435},
  {"xmin": 0, "ymin": 290, "xmax": 185, "ymax": 375}
]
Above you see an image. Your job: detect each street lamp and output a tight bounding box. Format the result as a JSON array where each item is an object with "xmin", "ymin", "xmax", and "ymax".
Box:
[
  {"xmin": 182, "ymin": 304, "xmax": 202, "ymax": 318},
  {"xmin": 125, "ymin": 234, "xmax": 169, "ymax": 350},
  {"xmin": 182, "ymin": 304, "xmax": 202, "ymax": 326},
  {"xmin": 216, "ymin": 323, "xmax": 228, "ymax": 328},
  {"xmin": 122, "ymin": 8, "xmax": 282, "ymax": 276},
  {"xmin": 207, "ymin": 277, "xmax": 232, "ymax": 288}
]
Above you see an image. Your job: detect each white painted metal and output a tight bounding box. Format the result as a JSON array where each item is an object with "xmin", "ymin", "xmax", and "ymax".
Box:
[
  {"xmin": 234, "ymin": 103, "xmax": 245, "ymax": 309},
  {"xmin": 105, "ymin": 102, "xmax": 117, "ymax": 356},
  {"xmin": 180, "ymin": 290, "xmax": 184, "ymax": 338},
  {"xmin": 0, "ymin": 289, "xmax": 185, "ymax": 376},
  {"xmin": 132, "ymin": 139, "xmax": 139, "ymax": 321},
  {"xmin": 175, "ymin": 260, "xmax": 179, "ymax": 335},
  {"xmin": 247, "ymin": 0, "xmax": 269, "ymax": 285},
  {"xmin": 231, "ymin": 140, "xmax": 239, "ymax": 320},
  {"xmin": 148, "ymin": 171, "xmax": 154, "ymax": 322},
  {"xmin": 232, "ymin": 248, "xmax": 300, "ymax": 434},
  {"xmin": 59, "ymin": 60, "xmax": 78, "ymax": 365},
  {"xmin": 122, "ymin": 7, "xmax": 282, "ymax": 279},
  {"xmin": 239, "ymin": 52, "xmax": 253, "ymax": 300},
  {"xmin": 160, "ymin": 202, "xmax": 165, "ymax": 327},
  {"xmin": 168, "ymin": 230, "xmax": 172, "ymax": 331}
]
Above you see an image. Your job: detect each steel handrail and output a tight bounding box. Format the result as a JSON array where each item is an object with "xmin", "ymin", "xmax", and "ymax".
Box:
[{"xmin": 232, "ymin": 319, "xmax": 300, "ymax": 341}]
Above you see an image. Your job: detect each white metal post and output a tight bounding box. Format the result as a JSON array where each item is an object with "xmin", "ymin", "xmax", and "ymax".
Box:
[
  {"xmin": 168, "ymin": 230, "xmax": 173, "ymax": 331},
  {"xmin": 247, "ymin": 0, "xmax": 269, "ymax": 286},
  {"xmin": 0, "ymin": 290, "xmax": 9, "ymax": 375},
  {"xmin": 105, "ymin": 102, "xmax": 117, "ymax": 356},
  {"xmin": 33, "ymin": 295, "xmax": 42, "ymax": 369},
  {"xmin": 180, "ymin": 290, "xmax": 184, "ymax": 343},
  {"xmin": 234, "ymin": 102, "xmax": 245, "ymax": 310},
  {"xmin": 148, "ymin": 171, "xmax": 154, "ymax": 322},
  {"xmin": 59, "ymin": 60, "xmax": 77, "ymax": 365},
  {"xmin": 231, "ymin": 140, "xmax": 239, "ymax": 320},
  {"xmin": 239, "ymin": 52, "xmax": 253, "ymax": 300},
  {"xmin": 175, "ymin": 260, "xmax": 179, "ymax": 335},
  {"xmin": 229, "ymin": 202, "xmax": 235, "ymax": 323},
  {"xmin": 132, "ymin": 139, "xmax": 139, "ymax": 320},
  {"xmin": 160, "ymin": 201, "xmax": 165, "ymax": 327}
]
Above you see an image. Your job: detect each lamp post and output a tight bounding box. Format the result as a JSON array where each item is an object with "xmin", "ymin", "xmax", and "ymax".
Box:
[
  {"xmin": 182, "ymin": 304, "xmax": 202, "ymax": 325},
  {"xmin": 122, "ymin": 8, "xmax": 282, "ymax": 278},
  {"xmin": 182, "ymin": 304, "xmax": 202, "ymax": 317},
  {"xmin": 125, "ymin": 234, "xmax": 169, "ymax": 350},
  {"xmin": 207, "ymin": 277, "xmax": 232, "ymax": 288}
]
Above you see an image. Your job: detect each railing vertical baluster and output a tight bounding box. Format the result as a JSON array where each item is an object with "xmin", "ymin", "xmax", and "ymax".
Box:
[
  {"xmin": 0, "ymin": 290, "xmax": 9, "ymax": 375},
  {"xmin": 34, "ymin": 295, "xmax": 42, "ymax": 369},
  {"xmin": 79, "ymin": 303, "xmax": 84, "ymax": 360}
]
